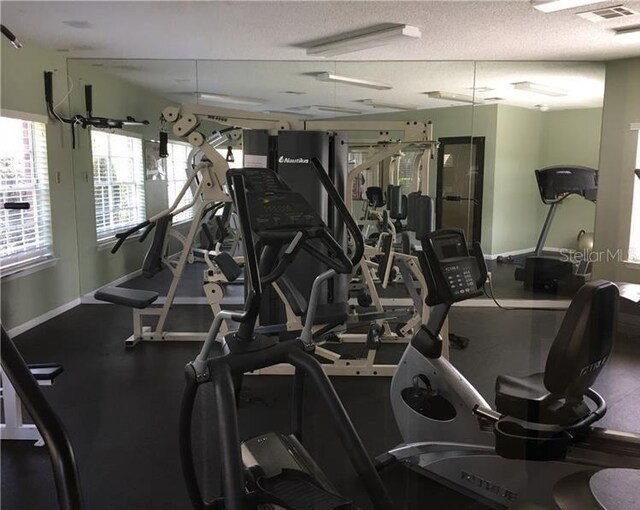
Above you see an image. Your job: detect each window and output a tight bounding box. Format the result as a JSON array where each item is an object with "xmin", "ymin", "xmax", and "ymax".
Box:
[
  {"xmin": 165, "ymin": 141, "xmax": 193, "ymax": 223},
  {"xmin": 91, "ymin": 130, "xmax": 145, "ymax": 242},
  {"xmin": 629, "ymin": 131, "xmax": 640, "ymax": 261},
  {"xmin": 0, "ymin": 115, "xmax": 53, "ymax": 273}
]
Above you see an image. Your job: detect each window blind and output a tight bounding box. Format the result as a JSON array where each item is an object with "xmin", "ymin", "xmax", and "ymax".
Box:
[
  {"xmin": 91, "ymin": 130, "xmax": 145, "ymax": 242},
  {"xmin": 165, "ymin": 141, "xmax": 194, "ymax": 223},
  {"xmin": 0, "ymin": 116, "xmax": 53, "ymax": 272}
]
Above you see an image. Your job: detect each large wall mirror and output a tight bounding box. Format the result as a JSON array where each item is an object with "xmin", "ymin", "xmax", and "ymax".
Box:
[
  {"xmin": 67, "ymin": 58, "xmax": 604, "ymax": 305},
  {"xmin": 471, "ymin": 62, "xmax": 605, "ymax": 303}
]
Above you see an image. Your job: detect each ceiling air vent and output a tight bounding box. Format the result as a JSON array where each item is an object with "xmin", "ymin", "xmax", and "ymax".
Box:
[{"xmin": 577, "ymin": 5, "xmax": 639, "ymax": 22}]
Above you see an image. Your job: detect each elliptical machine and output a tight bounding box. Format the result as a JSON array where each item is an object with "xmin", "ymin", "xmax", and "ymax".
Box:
[
  {"xmin": 180, "ymin": 160, "xmax": 395, "ymax": 510},
  {"xmin": 378, "ymin": 228, "xmax": 640, "ymax": 509}
]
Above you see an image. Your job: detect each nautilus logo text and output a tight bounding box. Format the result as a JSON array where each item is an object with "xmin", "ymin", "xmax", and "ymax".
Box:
[{"xmin": 278, "ymin": 156, "xmax": 309, "ymax": 164}]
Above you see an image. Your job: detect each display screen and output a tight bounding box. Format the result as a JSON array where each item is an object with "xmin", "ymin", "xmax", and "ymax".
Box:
[{"xmin": 432, "ymin": 235, "xmax": 466, "ymax": 260}]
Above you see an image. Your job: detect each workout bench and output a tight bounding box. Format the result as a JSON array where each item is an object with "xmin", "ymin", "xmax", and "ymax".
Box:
[{"xmin": 1, "ymin": 363, "xmax": 63, "ymax": 445}]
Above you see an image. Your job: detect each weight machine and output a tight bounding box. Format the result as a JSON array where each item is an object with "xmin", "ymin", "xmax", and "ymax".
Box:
[{"xmin": 97, "ymin": 103, "xmax": 446, "ymax": 370}]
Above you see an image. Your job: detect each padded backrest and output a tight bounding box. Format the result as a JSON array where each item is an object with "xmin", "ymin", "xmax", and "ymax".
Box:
[
  {"xmin": 214, "ymin": 203, "xmax": 233, "ymax": 243},
  {"xmin": 544, "ymin": 280, "xmax": 618, "ymax": 397},
  {"xmin": 387, "ymin": 185, "xmax": 406, "ymax": 220},
  {"xmin": 376, "ymin": 232, "xmax": 394, "ymax": 281},
  {"xmin": 366, "ymin": 187, "xmax": 385, "ymax": 208},
  {"xmin": 406, "ymin": 192, "xmax": 421, "ymax": 231},
  {"xmin": 142, "ymin": 215, "xmax": 171, "ymax": 278},
  {"xmin": 414, "ymin": 196, "xmax": 435, "ymax": 239}
]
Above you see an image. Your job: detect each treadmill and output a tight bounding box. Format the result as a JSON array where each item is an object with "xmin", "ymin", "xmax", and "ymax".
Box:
[{"xmin": 515, "ymin": 165, "xmax": 598, "ymax": 293}]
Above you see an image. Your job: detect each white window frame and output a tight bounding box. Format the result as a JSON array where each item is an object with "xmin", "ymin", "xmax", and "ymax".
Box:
[
  {"xmin": 91, "ymin": 129, "xmax": 146, "ymax": 244},
  {"xmin": 628, "ymin": 123, "xmax": 640, "ymax": 263},
  {"xmin": 0, "ymin": 112, "xmax": 54, "ymax": 277},
  {"xmin": 165, "ymin": 141, "xmax": 194, "ymax": 224}
]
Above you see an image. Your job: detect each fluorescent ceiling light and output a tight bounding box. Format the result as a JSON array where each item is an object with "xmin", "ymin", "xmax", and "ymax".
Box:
[
  {"xmin": 263, "ymin": 110, "xmax": 313, "ymax": 118},
  {"xmin": 359, "ymin": 99, "xmax": 415, "ymax": 110},
  {"xmin": 424, "ymin": 91, "xmax": 481, "ymax": 104},
  {"xmin": 512, "ymin": 81, "xmax": 567, "ymax": 97},
  {"xmin": 306, "ymin": 24, "xmax": 421, "ymax": 57},
  {"xmin": 199, "ymin": 92, "xmax": 264, "ymax": 106},
  {"xmin": 532, "ymin": 1, "xmax": 606, "ymax": 13},
  {"xmin": 614, "ymin": 25, "xmax": 640, "ymax": 43},
  {"xmin": 314, "ymin": 105, "xmax": 363, "ymax": 114},
  {"xmin": 315, "ymin": 72, "xmax": 392, "ymax": 90},
  {"xmin": 468, "ymin": 86, "xmax": 494, "ymax": 93}
]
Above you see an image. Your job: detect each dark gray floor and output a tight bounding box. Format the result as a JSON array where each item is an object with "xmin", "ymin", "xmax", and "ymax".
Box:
[
  {"xmin": 3, "ymin": 304, "xmax": 640, "ymax": 509},
  {"xmin": 120, "ymin": 258, "xmax": 570, "ymax": 307}
]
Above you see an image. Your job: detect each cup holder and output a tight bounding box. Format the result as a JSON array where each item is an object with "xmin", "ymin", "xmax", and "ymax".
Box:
[{"xmin": 494, "ymin": 417, "xmax": 571, "ymax": 461}]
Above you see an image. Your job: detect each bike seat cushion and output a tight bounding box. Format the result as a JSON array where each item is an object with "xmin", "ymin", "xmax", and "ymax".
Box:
[
  {"xmin": 495, "ymin": 373, "xmax": 551, "ymax": 421},
  {"xmin": 494, "ymin": 373, "xmax": 591, "ymax": 426}
]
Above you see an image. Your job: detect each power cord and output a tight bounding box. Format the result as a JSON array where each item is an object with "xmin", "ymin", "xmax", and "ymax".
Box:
[{"xmin": 482, "ymin": 273, "xmax": 568, "ymax": 312}]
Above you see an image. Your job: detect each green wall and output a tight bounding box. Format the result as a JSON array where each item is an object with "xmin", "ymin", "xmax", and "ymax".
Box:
[
  {"xmin": 1, "ymin": 43, "xmax": 178, "ymax": 330},
  {"xmin": 539, "ymin": 108, "xmax": 601, "ymax": 250},
  {"xmin": 593, "ymin": 57, "xmax": 640, "ymax": 283},
  {"xmin": 1, "ymin": 42, "xmax": 81, "ymax": 329},
  {"xmin": 66, "ymin": 60, "xmax": 175, "ymax": 295},
  {"xmin": 491, "ymin": 105, "xmax": 544, "ymax": 255}
]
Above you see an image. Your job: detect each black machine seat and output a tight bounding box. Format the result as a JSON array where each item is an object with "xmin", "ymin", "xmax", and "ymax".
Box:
[
  {"xmin": 278, "ymin": 275, "xmax": 348, "ymax": 326},
  {"xmin": 214, "ymin": 252, "xmax": 242, "ymax": 282},
  {"xmin": 495, "ymin": 280, "xmax": 618, "ymax": 425},
  {"xmin": 94, "ymin": 286, "xmax": 159, "ymax": 309},
  {"xmin": 495, "ymin": 373, "xmax": 560, "ymax": 424}
]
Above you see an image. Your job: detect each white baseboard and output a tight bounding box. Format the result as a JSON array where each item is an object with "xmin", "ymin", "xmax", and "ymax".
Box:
[
  {"xmin": 80, "ymin": 269, "xmax": 142, "ymax": 304},
  {"xmin": 485, "ymin": 247, "xmax": 535, "ymax": 261},
  {"xmin": 8, "ymin": 298, "xmax": 81, "ymax": 338},
  {"xmin": 485, "ymin": 246, "xmax": 567, "ymax": 261}
]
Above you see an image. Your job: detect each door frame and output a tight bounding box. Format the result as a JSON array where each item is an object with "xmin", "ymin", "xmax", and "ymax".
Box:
[{"xmin": 436, "ymin": 136, "xmax": 485, "ymax": 244}]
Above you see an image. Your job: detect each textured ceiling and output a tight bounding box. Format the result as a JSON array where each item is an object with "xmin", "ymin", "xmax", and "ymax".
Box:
[
  {"xmin": 2, "ymin": 1, "xmax": 640, "ymax": 61},
  {"xmin": 1, "ymin": 1, "xmax": 624, "ymax": 116}
]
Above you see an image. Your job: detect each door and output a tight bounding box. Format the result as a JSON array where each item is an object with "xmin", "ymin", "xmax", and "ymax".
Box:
[{"xmin": 436, "ymin": 137, "xmax": 485, "ymax": 245}]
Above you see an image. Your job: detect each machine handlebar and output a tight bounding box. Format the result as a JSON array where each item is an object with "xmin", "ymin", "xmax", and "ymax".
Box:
[
  {"xmin": 3, "ymin": 202, "xmax": 30, "ymax": 209},
  {"xmin": 310, "ymin": 158, "xmax": 364, "ymax": 268},
  {"xmin": 111, "ymin": 220, "xmax": 152, "ymax": 254}
]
